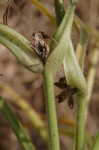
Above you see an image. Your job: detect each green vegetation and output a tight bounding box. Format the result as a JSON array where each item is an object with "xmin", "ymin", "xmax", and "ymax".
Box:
[{"xmin": 0, "ymin": 0, "xmax": 99, "ymax": 150}]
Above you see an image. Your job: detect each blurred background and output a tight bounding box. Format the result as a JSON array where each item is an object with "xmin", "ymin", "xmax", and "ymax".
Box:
[{"xmin": 0, "ymin": 0, "xmax": 99, "ymax": 150}]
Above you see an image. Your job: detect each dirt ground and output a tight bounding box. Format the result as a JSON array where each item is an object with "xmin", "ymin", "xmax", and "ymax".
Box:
[{"xmin": 0, "ymin": 0, "xmax": 99, "ymax": 150}]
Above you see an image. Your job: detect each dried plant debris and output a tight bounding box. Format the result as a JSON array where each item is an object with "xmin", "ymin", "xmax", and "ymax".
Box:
[{"xmin": 55, "ymin": 77, "xmax": 78, "ymax": 109}]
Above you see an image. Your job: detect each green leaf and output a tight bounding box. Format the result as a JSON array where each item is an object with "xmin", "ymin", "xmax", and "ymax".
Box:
[
  {"xmin": 0, "ymin": 24, "xmax": 43, "ymax": 73},
  {"xmin": 46, "ymin": 2, "xmax": 75, "ymax": 76}
]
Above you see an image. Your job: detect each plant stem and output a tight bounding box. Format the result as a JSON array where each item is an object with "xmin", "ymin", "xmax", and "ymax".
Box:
[
  {"xmin": 63, "ymin": 39, "xmax": 87, "ymax": 150},
  {"xmin": 92, "ymin": 134, "xmax": 99, "ymax": 150},
  {"xmin": 43, "ymin": 71, "xmax": 60, "ymax": 150},
  {"xmin": 56, "ymin": 0, "xmax": 88, "ymax": 149},
  {"xmin": 85, "ymin": 48, "xmax": 99, "ymax": 150},
  {"xmin": 75, "ymin": 93, "xmax": 88, "ymax": 150},
  {"xmin": 54, "ymin": 0, "xmax": 65, "ymax": 25}
]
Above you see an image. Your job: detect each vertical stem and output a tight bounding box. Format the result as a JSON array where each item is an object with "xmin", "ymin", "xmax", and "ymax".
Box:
[
  {"xmin": 75, "ymin": 93, "xmax": 88, "ymax": 150},
  {"xmin": 92, "ymin": 133, "xmax": 99, "ymax": 150},
  {"xmin": 43, "ymin": 70, "xmax": 60, "ymax": 150},
  {"xmin": 54, "ymin": 0, "xmax": 65, "ymax": 25},
  {"xmin": 63, "ymin": 40, "xmax": 88, "ymax": 150}
]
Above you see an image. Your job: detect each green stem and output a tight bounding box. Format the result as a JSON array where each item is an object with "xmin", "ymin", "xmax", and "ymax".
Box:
[
  {"xmin": 43, "ymin": 71, "xmax": 60, "ymax": 150},
  {"xmin": 0, "ymin": 97, "xmax": 36, "ymax": 150},
  {"xmin": 54, "ymin": 0, "xmax": 65, "ymax": 25},
  {"xmin": 75, "ymin": 93, "xmax": 88, "ymax": 150},
  {"xmin": 63, "ymin": 40, "xmax": 87, "ymax": 150},
  {"xmin": 92, "ymin": 134, "xmax": 99, "ymax": 150},
  {"xmin": 87, "ymin": 49, "xmax": 99, "ymax": 150}
]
